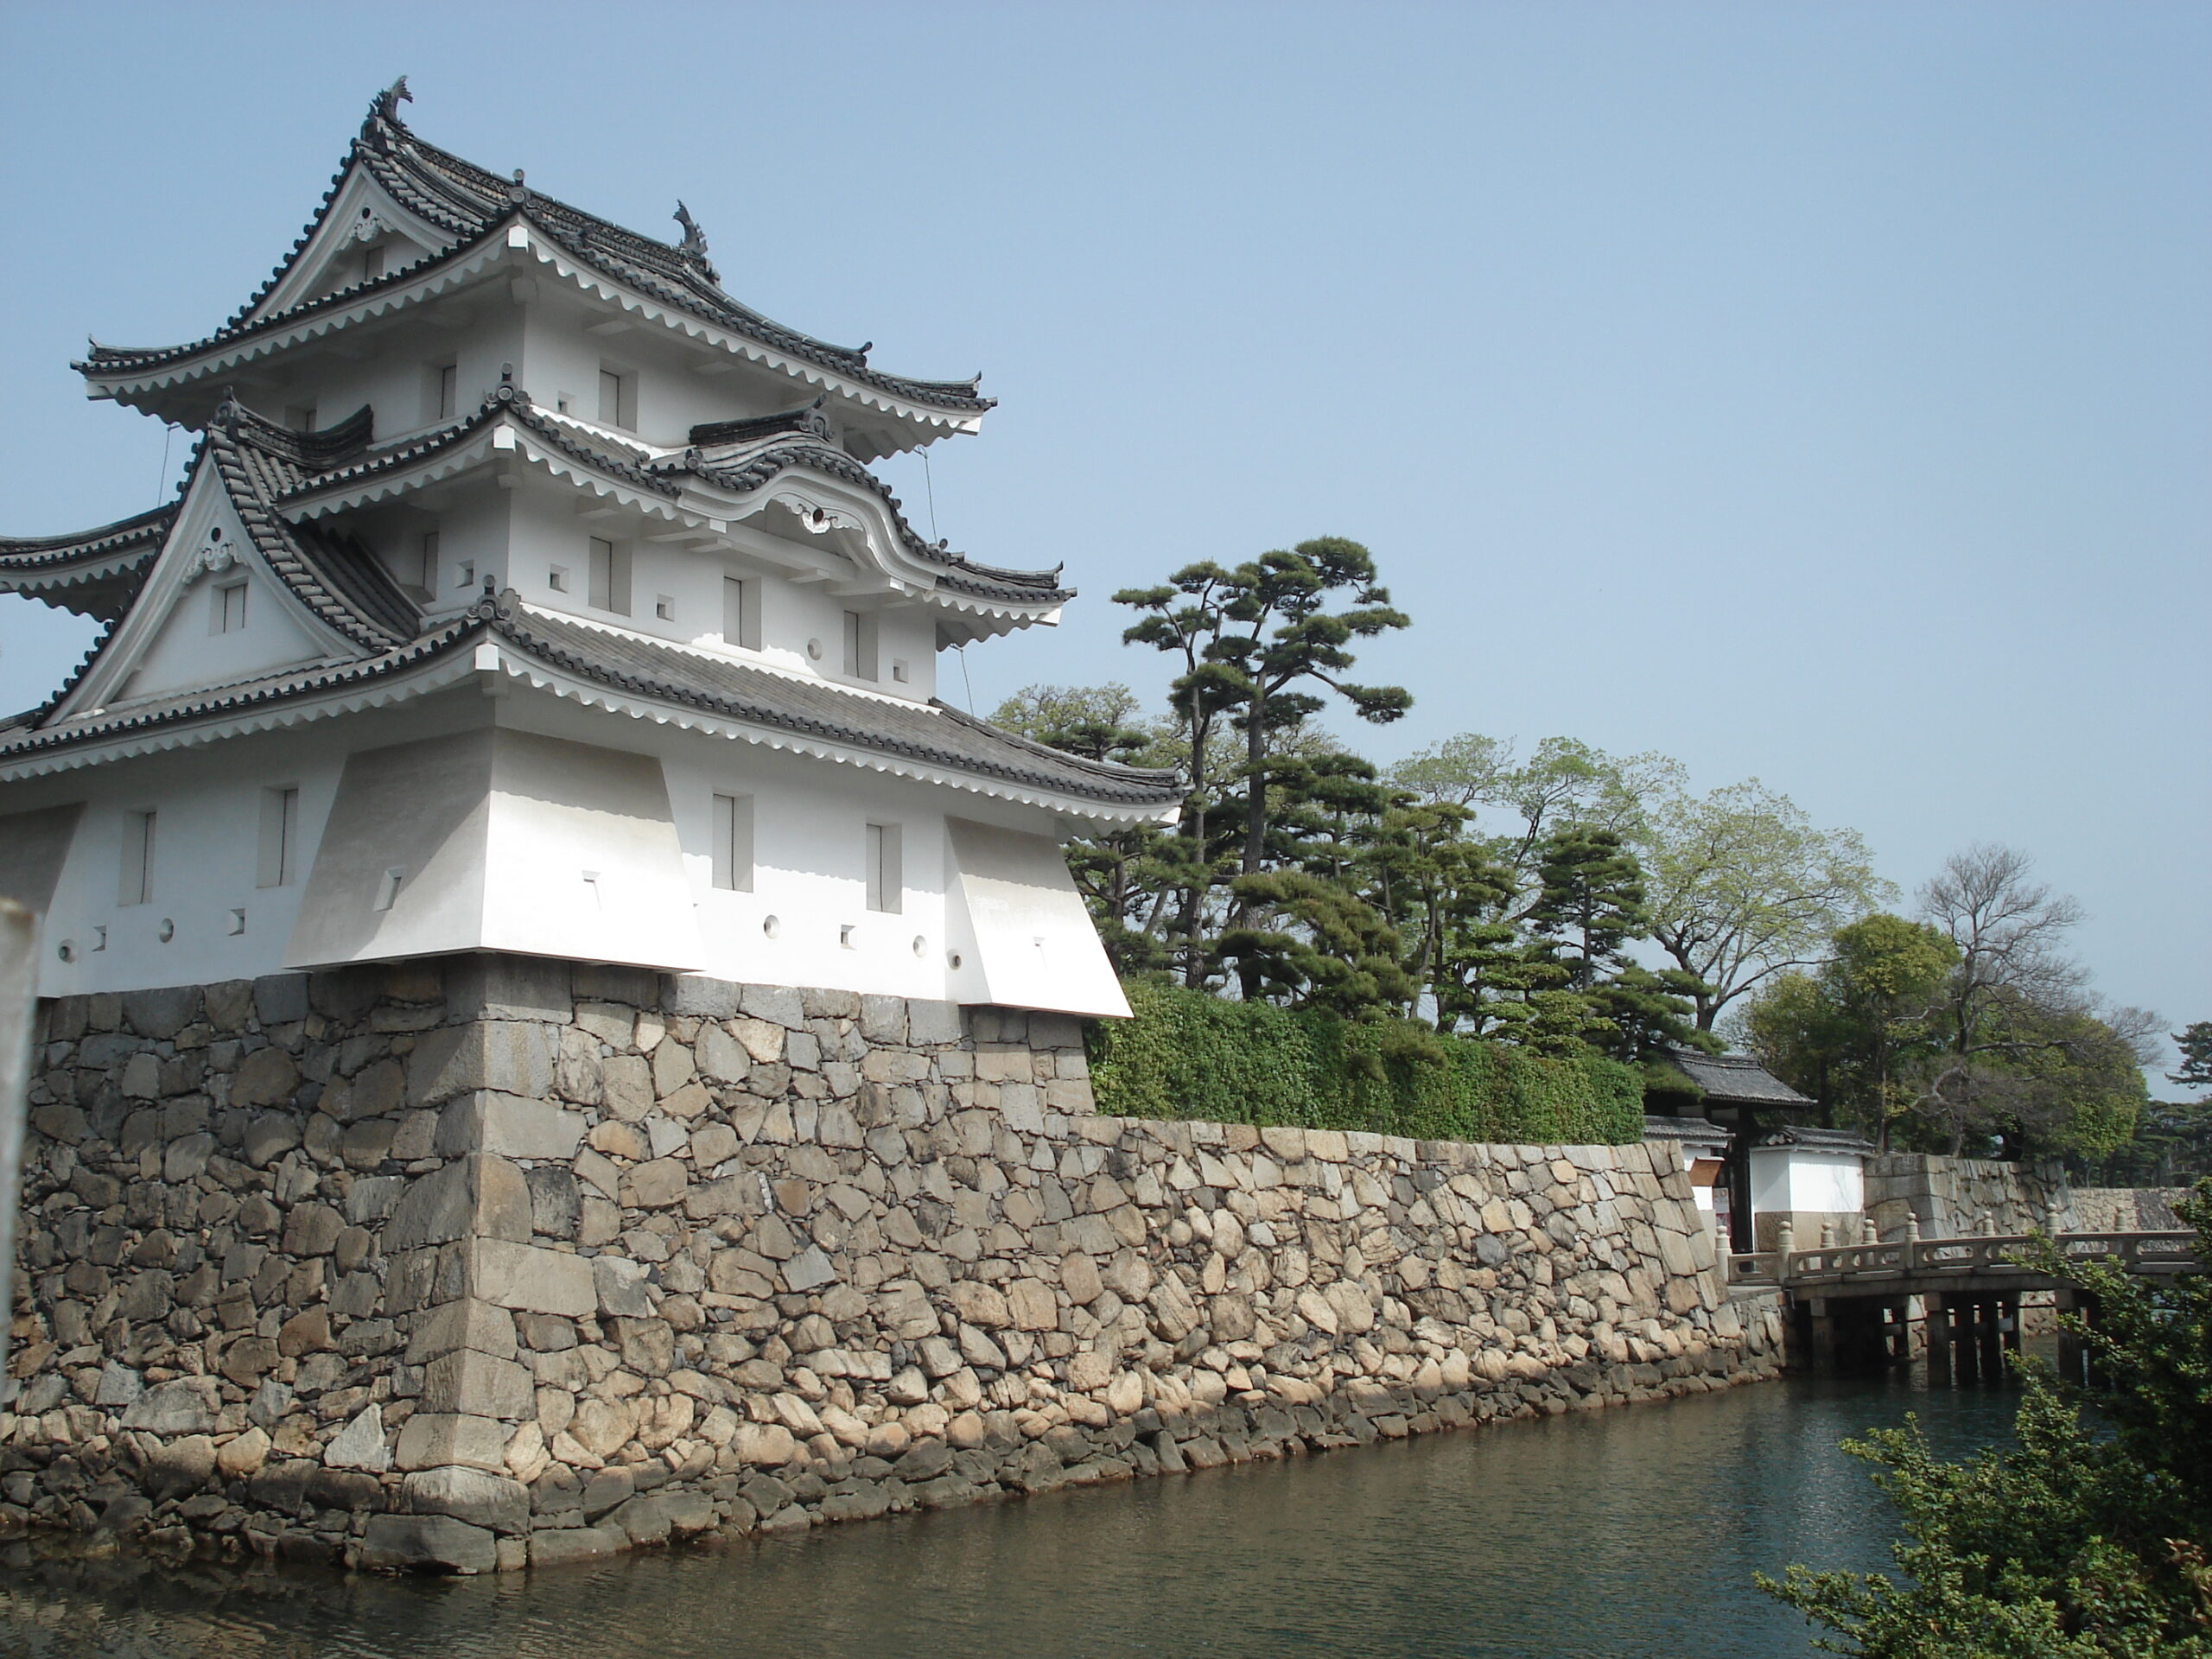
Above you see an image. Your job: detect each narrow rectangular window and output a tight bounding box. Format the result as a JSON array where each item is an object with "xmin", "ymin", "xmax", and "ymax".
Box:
[
  {"xmin": 212, "ymin": 581, "xmax": 248, "ymax": 634},
  {"xmin": 597, "ymin": 367, "xmax": 636, "ymax": 431},
  {"xmin": 588, "ymin": 537, "xmax": 631, "ymax": 615},
  {"xmin": 120, "ymin": 810, "xmax": 156, "ymax": 906},
  {"xmin": 723, "ymin": 575, "xmax": 761, "ymax": 651},
  {"xmin": 866, "ymin": 821, "xmax": 901, "ymax": 914},
  {"xmin": 437, "ymin": 361, "xmax": 459, "ymax": 420},
  {"xmin": 257, "ymin": 786, "xmax": 300, "ymax": 888},
  {"xmin": 711, "ymin": 793, "xmax": 754, "ymax": 893},
  {"xmin": 417, "ymin": 530, "xmax": 440, "ymax": 594},
  {"xmin": 363, "ymin": 244, "xmax": 386, "ymax": 282},
  {"xmin": 287, "ymin": 403, "xmax": 317, "ymax": 433},
  {"xmin": 842, "ymin": 610, "xmax": 877, "ymax": 680}
]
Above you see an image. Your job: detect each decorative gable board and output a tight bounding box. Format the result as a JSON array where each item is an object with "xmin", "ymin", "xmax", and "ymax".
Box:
[
  {"xmin": 248, "ymin": 166, "xmax": 452, "ymax": 323},
  {"xmin": 56, "ymin": 462, "xmax": 349, "ymax": 718}
]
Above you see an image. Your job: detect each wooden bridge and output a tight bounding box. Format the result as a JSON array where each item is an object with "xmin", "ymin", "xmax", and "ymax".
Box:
[{"xmin": 1725, "ymin": 1229, "xmax": 2200, "ymax": 1382}]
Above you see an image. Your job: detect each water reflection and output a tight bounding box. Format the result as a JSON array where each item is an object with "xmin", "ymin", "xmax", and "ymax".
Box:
[{"xmin": 0, "ymin": 1370, "xmax": 2023, "ymax": 1659}]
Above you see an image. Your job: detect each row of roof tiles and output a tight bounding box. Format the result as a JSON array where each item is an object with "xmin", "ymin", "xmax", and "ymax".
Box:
[{"xmin": 79, "ymin": 82, "xmax": 992, "ymax": 418}]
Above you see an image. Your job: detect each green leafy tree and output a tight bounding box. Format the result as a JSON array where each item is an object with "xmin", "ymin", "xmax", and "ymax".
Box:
[
  {"xmin": 1916, "ymin": 846, "xmax": 2158, "ymax": 1159},
  {"xmin": 1524, "ymin": 825, "xmax": 1648, "ymax": 992},
  {"xmin": 2173, "ymin": 1023, "xmax": 2212, "ymax": 1094},
  {"xmin": 1738, "ymin": 914, "xmax": 1959, "ymax": 1142},
  {"xmin": 1762, "ymin": 1181, "xmax": 2212, "ymax": 1656},
  {"xmin": 1638, "ymin": 779, "xmax": 1893, "ymax": 1029},
  {"xmin": 1117, "ymin": 539, "xmax": 1411, "ymax": 992}
]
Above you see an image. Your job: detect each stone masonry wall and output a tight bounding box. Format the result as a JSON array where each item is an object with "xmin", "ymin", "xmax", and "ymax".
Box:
[
  {"xmin": 3, "ymin": 957, "xmax": 1783, "ymax": 1573},
  {"xmin": 1864, "ymin": 1154, "xmax": 2073, "ymax": 1240},
  {"xmin": 2068, "ymin": 1188, "xmax": 2190, "ymax": 1233}
]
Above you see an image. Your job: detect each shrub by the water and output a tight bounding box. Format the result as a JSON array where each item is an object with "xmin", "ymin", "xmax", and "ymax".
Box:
[
  {"xmin": 1761, "ymin": 1180, "xmax": 2212, "ymax": 1657},
  {"xmin": 1088, "ymin": 977, "xmax": 1645, "ymax": 1144}
]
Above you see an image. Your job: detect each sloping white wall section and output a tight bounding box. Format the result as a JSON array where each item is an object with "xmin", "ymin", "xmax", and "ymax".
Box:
[
  {"xmin": 286, "ymin": 728, "xmax": 705, "ymax": 973},
  {"xmin": 944, "ymin": 816, "xmax": 1128, "ymax": 1019}
]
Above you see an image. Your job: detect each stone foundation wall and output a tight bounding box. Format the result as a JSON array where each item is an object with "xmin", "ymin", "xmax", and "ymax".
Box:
[
  {"xmin": 1864, "ymin": 1154, "xmax": 2072, "ymax": 1240},
  {"xmin": 3, "ymin": 957, "xmax": 1783, "ymax": 1573},
  {"xmin": 2068, "ymin": 1187, "xmax": 2190, "ymax": 1233}
]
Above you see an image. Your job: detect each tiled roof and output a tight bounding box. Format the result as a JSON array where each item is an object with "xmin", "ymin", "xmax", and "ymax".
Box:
[
  {"xmin": 273, "ymin": 384, "xmax": 1066, "ymax": 605},
  {"xmin": 1754, "ymin": 1125, "xmax": 1876, "ymax": 1154},
  {"xmin": 666, "ymin": 415, "xmax": 1070, "ymax": 602},
  {"xmin": 205, "ymin": 401, "xmax": 419, "ymax": 651},
  {"xmin": 0, "ymin": 589, "xmax": 1182, "ymax": 811},
  {"xmin": 1662, "ymin": 1048, "xmax": 1814, "ymax": 1108},
  {"xmin": 0, "ymin": 504, "xmax": 177, "ymax": 620},
  {"xmin": 1, "ymin": 407, "xmax": 418, "ymax": 723},
  {"xmin": 0, "ymin": 504, "xmax": 175, "ymax": 569},
  {"xmin": 493, "ymin": 603, "xmax": 1180, "ymax": 806},
  {"xmin": 78, "ymin": 82, "xmax": 991, "ymax": 418}
]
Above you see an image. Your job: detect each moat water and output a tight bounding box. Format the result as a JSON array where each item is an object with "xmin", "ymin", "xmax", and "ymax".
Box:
[{"xmin": 0, "ymin": 1364, "xmax": 2025, "ymax": 1659}]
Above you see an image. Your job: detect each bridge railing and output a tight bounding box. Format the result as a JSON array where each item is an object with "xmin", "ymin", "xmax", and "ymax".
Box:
[{"xmin": 1726, "ymin": 1230, "xmax": 2198, "ymax": 1288}]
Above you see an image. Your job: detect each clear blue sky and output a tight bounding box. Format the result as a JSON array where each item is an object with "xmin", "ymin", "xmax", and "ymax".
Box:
[{"xmin": 3, "ymin": 3, "xmax": 2205, "ymax": 1071}]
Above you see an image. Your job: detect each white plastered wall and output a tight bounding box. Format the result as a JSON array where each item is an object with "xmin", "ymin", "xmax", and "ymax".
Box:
[{"xmin": 6, "ymin": 681, "xmax": 1135, "ymax": 1016}]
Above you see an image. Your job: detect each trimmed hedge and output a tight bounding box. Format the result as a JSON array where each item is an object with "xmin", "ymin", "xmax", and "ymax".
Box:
[{"xmin": 1088, "ymin": 978, "xmax": 1645, "ymax": 1146}]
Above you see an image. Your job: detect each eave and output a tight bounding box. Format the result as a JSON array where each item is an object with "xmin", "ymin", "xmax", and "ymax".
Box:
[
  {"xmin": 0, "ymin": 504, "xmax": 177, "ymax": 620},
  {"xmin": 0, "ymin": 599, "xmax": 1183, "ymax": 826},
  {"xmin": 79, "ymin": 223, "xmax": 987, "ymax": 450}
]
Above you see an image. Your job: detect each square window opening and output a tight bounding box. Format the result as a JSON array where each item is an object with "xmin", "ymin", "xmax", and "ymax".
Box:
[{"xmin": 655, "ymin": 594, "xmax": 674, "ymax": 621}]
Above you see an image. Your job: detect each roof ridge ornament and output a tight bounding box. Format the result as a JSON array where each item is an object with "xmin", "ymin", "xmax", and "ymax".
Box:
[
  {"xmin": 508, "ymin": 168, "xmax": 529, "ymax": 207},
  {"xmin": 672, "ymin": 202, "xmax": 720, "ymax": 285},
  {"xmin": 365, "ymin": 77, "xmax": 412, "ymax": 147}
]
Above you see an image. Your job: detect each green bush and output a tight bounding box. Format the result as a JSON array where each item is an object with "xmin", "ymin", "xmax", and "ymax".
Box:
[{"xmin": 1089, "ymin": 978, "xmax": 1644, "ymax": 1145}]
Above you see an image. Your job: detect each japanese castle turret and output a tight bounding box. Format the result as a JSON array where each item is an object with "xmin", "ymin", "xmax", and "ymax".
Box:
[{"xmin": 0, "ymin": 81, "xmax": 1179, "ymax": 1016}]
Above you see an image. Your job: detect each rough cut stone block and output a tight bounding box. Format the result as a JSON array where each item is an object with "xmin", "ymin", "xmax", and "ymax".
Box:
[
  {"xmin": 906, "ymin": 999, "xmax": 963, "ymax": 1046},
  {"xmin": 620, "ymin": 1157, "xmax": 688, "ymax": 1209},
  {"xmin": 405, "ymin": 1298, "xmax": 518, "ymax": 1365},
  {"xmin": 360, "ymin": 1512, "xmax": 499, "ymax": 1573},
  {"xmin": 436, "ymin": 1092, "xmax": 585, "ymax": 1161},
  {"xmin": 740, "ymin": 985, "xmax": 806, "ymax": 1028},
  {"xmin": 447, "ymin": 956, "xmax": 571, "ymax": 1025},
  {"xmin": 324, "ymin": 1406, "xmax": 391, "ymax": 1471},
  {"xmin": 465, "ymin": 1238, "xmax": 595, "ymax": 1319},
  {"xmin": 425, "ymin": 1350, "xmax": 536, "ymax": 1419},
  {"xmin": 408, "ymin": 1021, "xmax": 556, "ymax": 1108},
  {"xmin": 119, "ymin": 1376, "xmax": 218, "ymax": 1435},
  {"xmin": 529, "ymin": 1525, "xmax": 624, "ymax": 1569},
  {"xmin": 401, "ymin": 1465, "xmax": 531, "ymax": 1535},
  {"xmin": 782, "ymin": 1246, "xmax": 837, "ymax": 1293},
  {"xmin": 348, "ymin": 1174, "xmax": 406, "ymax": 1225},
  {"xmin": 593, "ymin": 1255, "xmax": 652, "ymax": 1318},
  {"xmin": 385, "ymin": 1155, "xmax": 531, "ymax": 1252},
  {"xmin": 393, "ymin": 1413, "xmax": 513, "ymax": 1474}
]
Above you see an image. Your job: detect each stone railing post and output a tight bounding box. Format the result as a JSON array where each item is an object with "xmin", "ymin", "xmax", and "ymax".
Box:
[
  {"xmin": 0, "ymin": 899, "xmax": 36, "ymax": 1374},
  {"xmin": 1774, "ymin": 1218, "xmax": 1796, "ymax": 1280}
]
